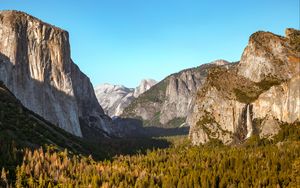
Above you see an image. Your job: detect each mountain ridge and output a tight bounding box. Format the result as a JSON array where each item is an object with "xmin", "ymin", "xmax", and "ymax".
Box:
[
  {"xmin": 95, "ymin": 79, "xmax": 157, "ymax": 117},
  {"xmin": 188, "ymin": 28, "xmax": 300, "ymax": 145},
  {"xmin": 121, "ymin": 60, "xmax": 230, "ymax": 128}
]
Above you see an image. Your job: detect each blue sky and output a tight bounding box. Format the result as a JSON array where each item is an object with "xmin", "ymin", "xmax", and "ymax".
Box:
[{"xmin": 1, "ymin": 0, "xmax": 299, "ymax": 87}]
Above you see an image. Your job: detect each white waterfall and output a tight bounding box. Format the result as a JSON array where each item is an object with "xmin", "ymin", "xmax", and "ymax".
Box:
[{"xmin": 245, "ymin": 104, "xmax": 253, "ymax": 139}]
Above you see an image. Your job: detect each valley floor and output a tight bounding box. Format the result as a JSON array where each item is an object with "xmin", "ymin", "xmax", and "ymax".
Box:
[{"xmin": 1, "ymin": 124, "xmax": 300, "ymax": 188}]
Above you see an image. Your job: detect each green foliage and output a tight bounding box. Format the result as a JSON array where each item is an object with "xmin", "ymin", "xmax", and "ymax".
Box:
[
  {"xmin": 1, "ymin": 129, "xmax": 299, "ymax": 188},
  {"xmin": 1, "ymin": 81, "xmax": 300, "ymax": 187},
  {"xmin": 273, "ymin": 122, "xmax": 300, "ymax": 142},
  {"xmin": 287, "ymin": 28, "xmax": 300, "ymax": 52},
  {"xmin": 255, "ymin": 77, "xmax": 281, "ymax": 91},
  {"xmin": 233, "ymin": 88, "xmax": 260, "ymax": 104},
  {"xmin": 123, "ymin": 80, "xmax": 168, "ymax": 117},
  {"xmin": 202, "ymin": 65, "xmax": 283, "ymax": 104},
  {"xmin": 234, "ymin": 76, "xmax": 281, "ymax": 104},
  {"xmin": 0, "ymin": 82, "xmax": 92, "ymax": 155},
  {"xmin": 0, "ymin": 81, "xmax": 171, "ymax": 165}
]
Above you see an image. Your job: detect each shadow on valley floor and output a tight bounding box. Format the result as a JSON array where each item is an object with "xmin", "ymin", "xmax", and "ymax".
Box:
[
  {"xmin": 89, "ymin": 117, "xmax": 190, "ymax": 159},
  {"xmin": 80, "ymin": 117, "xmax": 189, "ymax": 159},
  {"xmin": 113, "ymin": 117, "xmax": 190, "ymax": 138},
  {"xmin": 144, "ymin": 126, "xmax": 189, "ymax": 137},
  {"xmin": 80, "ymin": 119, "xmax": 176, "ymax": 160},
  {"xmin": 0, "ymin": 52, "xmax": 187, "ymax": 163}
]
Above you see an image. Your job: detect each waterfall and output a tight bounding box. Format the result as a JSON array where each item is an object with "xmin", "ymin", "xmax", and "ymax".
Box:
[{"xmin": 245, "ymin": 104, "xmax": 253, "ymax": 138}]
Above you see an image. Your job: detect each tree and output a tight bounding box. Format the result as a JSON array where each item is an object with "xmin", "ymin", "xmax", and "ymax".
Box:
[{"xmin": 1, "ymin": 168, "xmax": 8, "ymax": 187}]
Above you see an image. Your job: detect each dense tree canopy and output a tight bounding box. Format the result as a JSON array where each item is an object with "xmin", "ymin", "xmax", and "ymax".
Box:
[{"xmin": 1, "ymin": 123, "xmax": 299, "ymax": 188}]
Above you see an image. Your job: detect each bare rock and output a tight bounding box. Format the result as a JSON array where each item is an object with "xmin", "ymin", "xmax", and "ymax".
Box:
[
  {"xmin": 188, "ymin": 28, "xmax": 300, "ymax": 145},
  {"xmin": 94, "ymin": 79, "xmax": 156, "ymax": 118},
  {"xmin": 122, "ymin": 60, "xmax": 230, "ymax": 127},
  {"xmin": 0, "ymin": 10, "xmax": 113, "ymax": 137},
  {"xmin": 133, "ymin": 79, "xmax": 157, "ymax": 98}
]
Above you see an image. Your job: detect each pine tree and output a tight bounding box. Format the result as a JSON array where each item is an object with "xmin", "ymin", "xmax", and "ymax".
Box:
[{"xmin": 1, "ymin": 168, "xmax": 8, "ymax": 187}]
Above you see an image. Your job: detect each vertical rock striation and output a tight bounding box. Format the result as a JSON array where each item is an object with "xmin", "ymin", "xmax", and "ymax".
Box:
[
  {"xmin": 188, "ymin": 28, "xmax": 300, "ymax": 145},
  {"xmin": 0, "ymin": 10, "xmax": 113, "ymax": 137},
  {"xmin": 122, "ymin": 60, "xmax": 230, "ymax": 127}
]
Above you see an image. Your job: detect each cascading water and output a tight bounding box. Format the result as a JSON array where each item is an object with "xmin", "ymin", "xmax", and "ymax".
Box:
[{"xmin": 245, "ymin": 104, "xmax": 253, "ymax": 138}]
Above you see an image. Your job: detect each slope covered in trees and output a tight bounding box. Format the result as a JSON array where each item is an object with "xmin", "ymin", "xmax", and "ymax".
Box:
[{"xmin": 1, "ymin": 123, "xmax": 299, "ymax": 187}]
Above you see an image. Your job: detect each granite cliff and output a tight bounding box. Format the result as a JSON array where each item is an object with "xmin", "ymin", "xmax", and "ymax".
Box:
[
  {"xmin": 95, "ymin": 79, "xmax": 157, "ymax": 118},
  {"xmin": 0, "ymin": 10, "xmax": 113, "ymax": 137},
  {"xmin": 188, "ymin": 29, "xmax": 300, "ymax": 145},
  {"xmin": 122, "ymin": 60, "xmax": 230, "ymax": 127},
  {"xmin": 0, "ymin": 81, "xmax": 93, "ymax": 154}
]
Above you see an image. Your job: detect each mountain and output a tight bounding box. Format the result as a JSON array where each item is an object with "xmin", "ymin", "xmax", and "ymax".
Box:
[
  {"xmin": 0, "ymin": 81, "xmax": 92, "ymax": 155},
  {"xmin": 95, "ymin": 84, "xmax": 135, "ymax": 117},
  {"xmin": 133, "ymin": 79, "xmax": 157, "ymax": 98},
  {"xmin": 0, "ymin": 10, "xmax": 113, "ymax": 138},
  {"xmin": 188, "ymin": 28, "xmax": 300, "ymax": 145},
  {"xmin": 95, "ymin": 79, "xmax": 157, "ymax": 117},
  {"xmin": 121, "ymin": 60, "xmax": 230, "ymax": 128}
]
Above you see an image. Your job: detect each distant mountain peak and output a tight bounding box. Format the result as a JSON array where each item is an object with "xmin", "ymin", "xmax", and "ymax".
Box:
[
  {"xmin": 134, "ymin": 79, "xmax": 158, "ymax": 98},
  {"xmin": 209, "ymin": 59, "xmax": 230, "ymax": 66},
  {"xmin": 95, "ymin": 79, "xmax": 157, "ymax": 117}
]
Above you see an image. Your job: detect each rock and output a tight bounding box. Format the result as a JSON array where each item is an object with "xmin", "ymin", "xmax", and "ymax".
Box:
[
  {"xmin": 188, "ymin": 28, "xmax": 300, "ymax": 145},
  {"xmin": 259, "ymin": 115, "xmax": 281, "ymax": 138},
  {"xmin": 238, "ymin": 30, "xmax": 300, "ymax": 82},
  {"xmin": 0, "ymin": 10, "xmax": 113, "ymax": 137},
  {"xmin": 122, "ymin": 60, "xmax": 230, "ymax": 127},
  {"xmin": 95, "ymin": 84, "xmax": 135, "ymax": 117},
  {"xmin": 133, "ymin": 79, "xmax": 157, "ymax": 98},
  {"xmin": 94, "ymin": 79, "xmax": 157, "ymax": 117},
  {"xmin": 0, "ymin": 81, "xmax": 95, "ymax": 154}
]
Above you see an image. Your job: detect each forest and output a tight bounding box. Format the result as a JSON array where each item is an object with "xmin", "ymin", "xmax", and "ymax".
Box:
[{"xmin": 0, "ymin": 123, "xmax": 299, "ymax": 188}]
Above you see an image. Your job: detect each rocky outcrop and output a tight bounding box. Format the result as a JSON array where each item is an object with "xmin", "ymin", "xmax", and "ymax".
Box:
[
  {"xmin": 0, "ymin": 10, "xmax": 113, "ymax": 137},
  {"xmin": 95, "ymin": 84, "xmax": 135, "ymax": 117},
  {"xmin": 133, "ymin": 79, "xmax": 157, "ymax": 98},
  {"xmin": 95, "ymin": 79, "xmax": 156, "ymax": 117},
  {"xmin": 122, "ymin": 60, "xmax": 230, "ymax": 127},
  {"xmin": 188, "ymin": 28, "xmax": 300, "ymax": 145},
  {"xmin": 0, "ymin": 81, "xmax": 93, "ymax": 154},
  {"xmin": 238, "ymin": 29, "xmax": 300, "ymax": 82}
]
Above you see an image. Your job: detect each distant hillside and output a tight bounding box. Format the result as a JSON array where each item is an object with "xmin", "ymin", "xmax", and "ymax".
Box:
[
  {"xmin": 95, "ymin": 79, "xmax": 157, "ymax": 117},
  {"xmin": 0, "ymin": 81, "xmax": 171, "ymax": 171},
  {"xmin": 121, "ymin": 60, "xmax": 231, "ymax": 128}
]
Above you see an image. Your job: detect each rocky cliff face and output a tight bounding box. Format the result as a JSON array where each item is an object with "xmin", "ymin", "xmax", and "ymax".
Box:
[
  {"xmin": 188, "ymin": 28, "xmax": 300, "ymax": 145},
  {"xmin": 122, "ymin": 60, "xmax": 230, "ymax": 127},
  {"xmin": 0, "ymin": 10, "xmax": 113, "ymax": 137},
  {"xmin": 0, "ymin": 81, "xmax": 93, "ymax": 154},
  {"xmin": 95, "ymin": 84, "xmax": 135, "ymax": 117},
  {"xmin": 95, "ymin": 79, "xmax": 157, "ymax": 117},
  {"xmin": 133, "ymin": 79, "xmax": 157, "ymax": 98}
]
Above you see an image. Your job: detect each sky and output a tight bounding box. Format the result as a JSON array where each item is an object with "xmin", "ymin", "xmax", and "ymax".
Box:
[{"xmin": 1, "ymin": 0, "xmax": 299, "ymax": 88}]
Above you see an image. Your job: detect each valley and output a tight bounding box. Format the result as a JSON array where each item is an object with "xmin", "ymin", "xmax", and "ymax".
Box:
[
  {"xmin": 0, "ymin": 6, "xmax": 299, "ymax": 188},
  {"xmin": 1, "ymin": 126, "xmax": 300, "ymax": 187}
]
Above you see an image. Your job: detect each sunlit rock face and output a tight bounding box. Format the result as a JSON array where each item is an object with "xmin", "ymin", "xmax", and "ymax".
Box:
[
  {"xmin": 121, "ymin": 60, "xmax": 230, "ymax": 128},
  {"xmin": 188, "ymin": 28, "xmax": 300, "ymax": 145},
  {"xmin": 95, "ymin": 79, "xmax": 157, "ymax": 118},
  {"xmin": 0, "ymin": 10, "xmax": 113, "ymax": 137},
  {"xmin": 133, "ymin": 79, "xmax": 157, "ymax": 98}
]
